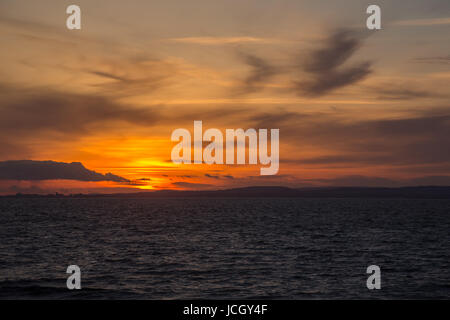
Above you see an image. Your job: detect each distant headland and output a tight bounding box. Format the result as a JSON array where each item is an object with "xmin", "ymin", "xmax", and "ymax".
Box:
[{"xmin": 2, "ymin": 186, "xmax": 450, "ymax": 199}]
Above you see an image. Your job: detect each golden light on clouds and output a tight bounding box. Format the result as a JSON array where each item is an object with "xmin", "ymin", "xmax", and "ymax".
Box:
[{"xmin": 0, "ymin": 1, "xmax": 449, "ymax": 193}]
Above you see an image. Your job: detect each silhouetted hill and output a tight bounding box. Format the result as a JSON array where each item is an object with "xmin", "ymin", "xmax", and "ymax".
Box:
[{"xmin": 3, "ymin": 186, "xmax": 450, "ymax": 199}]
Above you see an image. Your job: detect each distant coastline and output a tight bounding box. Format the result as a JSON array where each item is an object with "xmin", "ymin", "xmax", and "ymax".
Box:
[{"xmin": 2, "ymin": 186, "xmax": 450, "ymax": 199}]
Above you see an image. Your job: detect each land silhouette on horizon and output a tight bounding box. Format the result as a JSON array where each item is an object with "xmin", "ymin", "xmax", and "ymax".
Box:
[{"xmin": 3, "ymin": 186, "xmax": 450, "ymax": 199}]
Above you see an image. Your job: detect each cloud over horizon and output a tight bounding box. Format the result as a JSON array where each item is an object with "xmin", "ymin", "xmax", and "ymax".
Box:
[
  {"xmin": 1, "ymin": 0, "xmax": 449, "ymax": 193},
  {"xmin": 0, "ymin": 160, "xmax": 129, "ymax": 182},
  {"xmin": 295, "ymin": 29, "xmax": 372, "ymax": 96}
]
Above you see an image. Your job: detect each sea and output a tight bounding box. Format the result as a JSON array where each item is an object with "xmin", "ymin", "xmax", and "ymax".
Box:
[{"xmin": 0, "ymin": 197, "xmax": 449, "ymax": 299}]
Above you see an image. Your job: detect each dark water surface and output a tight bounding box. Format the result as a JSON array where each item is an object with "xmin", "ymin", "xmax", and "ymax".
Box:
[{"xmin": 0, "ymin": 198, "xmax": 449, "ymax": 299}]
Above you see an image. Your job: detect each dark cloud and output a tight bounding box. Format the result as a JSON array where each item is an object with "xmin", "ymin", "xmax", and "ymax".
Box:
[
  {"xmin": 0, "ymin": 87, "xmax": 164, "ymax": 157},
  {"xmin": 304, "ymin": 30, "xmax": 362, "ymax": 73},
  {"xmin": 233, "ymin": 29, "xmax": 372, "ymax": 96},
  {"xmin": 414, "ymin": 55, "xmax": 450, "ymax": 64},
  {"xmin": 369, "ymin": 82, "xmax": 447, "ymax": 100},
  {"xmin": 0, "ymin": 89, "xmax": 161, "ymax": 136},
  {"xmin": 281, "ymin": 109, "xmax": 450, "ymax": 168},
  {"xmin": 0, "ymin": 160, "xmax": 129, "ymax": 182},
  {"xmin": 374, "ymin": 87, "xmax": 434, "ymax": 100},
  {"xmin": 300, "ymin": 63, "xmax": 371, "ymax": 96},
  {"xmin": 86, "ymin": 58, "xmax": 175, "ymax": 97},
  {"xmin": 235, "ymin": 53, "xmax": 279, "ymax": 94},
  {"xmin": 0, "ymin": 84, "xmax": 259, "ymax": 152},
  {"xmin": 295, "ymin": 29, "xmax": 372, "ymax": 96},
  {"xmin": 248, "ymin": 110, "xmax": 305, "ymax": 129},
  {"xmin": 294, "ymin": 154, "xmax": 390, "ymax": 165},
  {"xmin": 89, "ymin": 71, "xmax": 128, "ymax": 82},
  {"xmin": 205, "ymin": 173, "xmax": 221, "ymax": 179},
  {"xmin": 123, "ymin": 179, "xmax": 152, "ymax": 186},
  {"xmin": 204, "ymin": 174, "xmax": 236, "ymax": 180}
]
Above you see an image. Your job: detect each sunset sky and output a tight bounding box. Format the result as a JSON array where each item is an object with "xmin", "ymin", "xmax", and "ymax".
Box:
[{"xmin": 0, "ymin": 0, "xmax": 449, "ymax": 194}]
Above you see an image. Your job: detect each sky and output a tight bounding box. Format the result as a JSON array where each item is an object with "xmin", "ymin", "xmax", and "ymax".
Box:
[{"xmin": 0, "ymin": 0, "xmax": 449, "ymax": 194}]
